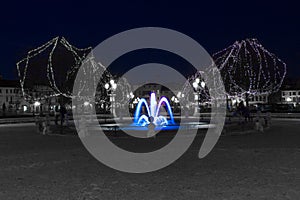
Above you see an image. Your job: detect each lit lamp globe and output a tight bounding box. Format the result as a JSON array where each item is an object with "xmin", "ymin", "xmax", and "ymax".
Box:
[
  {"xmin": 200, "ymin": 81, "xmax": 206, "ymax": 88},
  {"xmin": 104, "ymin": 83, "xmax": 110, "ymax": 90},
  {"xmin": 192, "ymin": 81, "xmax": 198, "ymax": 89}
]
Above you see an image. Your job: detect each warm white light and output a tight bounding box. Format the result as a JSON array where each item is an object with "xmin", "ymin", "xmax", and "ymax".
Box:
[
  {"xmin": 16, "ymin": 37, "xmax": 92, "ymax": 99},
  {"xmin": 34, "ymin": 101, "xmax": 40, "ymax": 107},
  {"xmin": 200, "ymin": 81, "xmax": 206, "ymax": 88},
  {"xmin": 111, "ymin": 83, "xmax": 117, "ymax": 90},
  {"xmin": 23, "ymin": 105, "xmax": 28, "ymax": 112},
  {"xmin": 133, "ymin": 99, "xmax": 138, "ymax": 104},
  {"xmin": 84, "ymin": 101, "xmax": 90, "ymax": 106},
  {"xmin": 129, "ymin": 92, "xmax": 134, "ymax": 98},
  {"xmin": 104, "ymin": 83, "xmax": 110, "ymax": 90},
  {"xmin": 286, "ymin": 97, "xmax": 292, "ymax": 102},
  {"xmin": 192, "ymin": 81, "xmax": 198, "ymax": 89},
  {"xmin": 212, "ymin": 38, "xmax": 286, "ymax": 96}
]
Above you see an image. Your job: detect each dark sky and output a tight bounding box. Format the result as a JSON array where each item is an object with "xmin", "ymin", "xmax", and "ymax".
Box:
[{"xmin": 0, "ymin": 0, "xmax": 299, "ymax": 79}]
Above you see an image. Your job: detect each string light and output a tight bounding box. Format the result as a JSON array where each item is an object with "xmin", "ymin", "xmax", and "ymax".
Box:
[
  {"xmin": 16, "ymin": 36, "xmax": 92, "ymax": 101},
  {"xmin": 213, "ymin": 38, "xmax": 286, "ymax": 97},
  {"xmin": 181, "ymin": 70, "xmax": 211, "ymax": 105}
]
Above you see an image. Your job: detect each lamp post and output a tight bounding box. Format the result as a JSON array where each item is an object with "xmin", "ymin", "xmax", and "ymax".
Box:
[
  {"xmin": 171, "ymin": 96, "xmax": 179, "ymax": 114},
  {"xmin": 105, "ymin": 79, "xmax": 117, "ymax": 116},
  {"xmin": 192, "ymin": 80, "xmax": 206, "ymax": 116},
  {"xmin": 34, "ymin": 101, "xmax": 41, "ymax": 115}
]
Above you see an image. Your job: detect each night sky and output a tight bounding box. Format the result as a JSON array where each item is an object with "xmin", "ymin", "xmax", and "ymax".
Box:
[{"xmin": 0, "ymin": 0, "xmax": 299, "ymax": 79}]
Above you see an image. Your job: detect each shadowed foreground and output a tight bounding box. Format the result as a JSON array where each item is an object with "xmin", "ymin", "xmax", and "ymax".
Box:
[{"xmin": 0, "ymin": 120, "xmax": 299, "ymax": 200}]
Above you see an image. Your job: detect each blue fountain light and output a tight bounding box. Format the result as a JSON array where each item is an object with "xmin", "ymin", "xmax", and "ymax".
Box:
[{"xmin": 133, "ymin": 92, "xmax": 175, "ymax": 126}]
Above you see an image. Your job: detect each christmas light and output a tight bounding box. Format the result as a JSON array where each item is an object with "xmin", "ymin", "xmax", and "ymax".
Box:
[
  {"xmin": 213, "ymin": 38, "xmax": 286, "ymax": 97},
  {"xmin": 16, "ymin": 36, "xmax": 92, "ymax": 101},
  {"xmin": 181, "ymin": 70, "xmax": 211, "ymax": 105}
]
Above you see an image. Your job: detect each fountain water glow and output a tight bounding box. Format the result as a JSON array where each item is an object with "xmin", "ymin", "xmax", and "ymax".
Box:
[{"xmin": 133, "ymin": 92, "xmax": 175, "ymax": 126}]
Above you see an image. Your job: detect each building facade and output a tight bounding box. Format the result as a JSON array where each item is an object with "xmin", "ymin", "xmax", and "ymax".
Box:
[
  {"xmin": 281, "ymin": 90, "xmax": 300, "ymax": 106},
  {"xmin": 0, "ymin": 79, "xmax": 29, "ymax": 113},
  {"xmin": 0, "ymin": 78, "xmax": 61, "ymax": 114}
]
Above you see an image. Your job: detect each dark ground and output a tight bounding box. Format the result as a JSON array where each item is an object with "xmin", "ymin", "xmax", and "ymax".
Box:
[{"xmin": 0, "ymin": 120, "xmax": 299, "ymax": 200}]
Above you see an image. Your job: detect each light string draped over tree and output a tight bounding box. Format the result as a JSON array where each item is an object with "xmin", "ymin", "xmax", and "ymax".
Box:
[
  {"xmin": 180, "ymin": 70, "xmax": 210, "ymax": 106},
  {"xmin": 213, "ymin": 38, "xmax": 286, "ymax": 105},
  {"xmin": 16, "ymin": 36, "xmax": 92, "ymax": 102}
]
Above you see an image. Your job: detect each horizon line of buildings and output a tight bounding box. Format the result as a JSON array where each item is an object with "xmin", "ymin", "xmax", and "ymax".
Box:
[{"xmin": 1, "ymin": 75, "xmax": 300, "ymax": 113}]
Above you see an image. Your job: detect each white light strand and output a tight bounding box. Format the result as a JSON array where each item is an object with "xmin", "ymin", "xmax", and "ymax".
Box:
[
  {"xmin": 16, "ymin": 36, "xmax": 92, "ymax": 101},
  {"xmin": 213, "ymin": 38, "xmax": 286, "ymax": 97},
  {"xmin": 181, "ymin": 70, "xmax": 211, "ymax": 105}
]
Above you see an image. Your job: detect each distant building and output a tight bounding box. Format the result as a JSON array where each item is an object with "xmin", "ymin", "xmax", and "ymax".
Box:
[
  {"xmin": 132, "ymin": 83, "xmax": 180, "ymax": 100},
  {"xmin": 0, "ymin": 79, "xmax": 28, "ymax": 112},
  {"xmin": 279, "ymin": 77, "xmax": 300, "ymax": 106},
  {"xmin": 247, "ymin": 94, "xmax": 269, "ymax": 105},
  {"xmin": 281, "ymin": 90, "xmax": 300, "ymax": 106},
  {"xmin": 0, "ymin": 79, "xmax": 60, "ymax": 114},
  {"xmin": 130, "ymin": 83, "xmax": 182, "ymax": 115},
  {"xmin": 28, "ymin": 85, "xmax": 61, "ymax": 113}
]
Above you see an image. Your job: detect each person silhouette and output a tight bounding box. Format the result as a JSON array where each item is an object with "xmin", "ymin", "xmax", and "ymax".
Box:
[{"xmin": 59, "ymin": 105, "xmax": 67, "ymax": 126}]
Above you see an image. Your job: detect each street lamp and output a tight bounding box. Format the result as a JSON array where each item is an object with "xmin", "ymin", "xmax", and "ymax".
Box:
[
  {"xmin": 33, "ymin": 101, "xmax": 41, "ymax": 114},
  {"xmin": 192, "ymin": 81, "xmax": 198, "ymax": 89},
  {"xmin": 192, "ymin": 80, "xmax": 206, "ymax": 115},
  {"xmin": 34, "ymin": 101, "xmax": 41, "ymax": 107},
  {"xmin": 130, "ymin": 92, "xmax": 134, "ymax": 98},
  {"xmin": 84, "ymin": 101, "xmax": 90, "ymax": 107},
  {"xmin": 105, "ymin": 79, "xmax": 117, "ymax": 116},
  {"xmin": 200, "ymin": 81, "xmax": 205, "ymax": 88},
  {"xmin": 104, "ymin": 83, "xmax": 110, "ymax": 90}
]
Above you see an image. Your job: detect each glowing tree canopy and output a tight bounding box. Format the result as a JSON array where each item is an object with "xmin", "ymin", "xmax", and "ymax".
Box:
[
  {"xmin": 16, "ymin": 36, "xmax": 91, "ymax": 100},
  {"xmin": 213, "ymin": 38, "xmax": 286, "ymax": 97}
]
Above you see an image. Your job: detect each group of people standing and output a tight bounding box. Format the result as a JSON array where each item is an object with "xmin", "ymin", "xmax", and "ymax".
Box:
[
  {"xmin": 54, "ymin": 104, "xmax": 68, "ymax": 126},
  {"xmin": 233, "ymin": 101, "xmax": 251, "ymax": 122},
  {"xmin": 35, "ymin": 104, "xmax": 69, "ymax": 135},
  {"xmin": 232, "ymin": 101, "xmax": 271, "ymax": 132}
]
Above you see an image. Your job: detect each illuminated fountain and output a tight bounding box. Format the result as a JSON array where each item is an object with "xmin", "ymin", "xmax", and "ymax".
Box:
[
  {"xmin": 100, "ymin": 91, "xmax": 210, "ymax": 133},
  {"xmin": 133, "ymin": 92, "xmax": 175, "ymax": 127}
]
